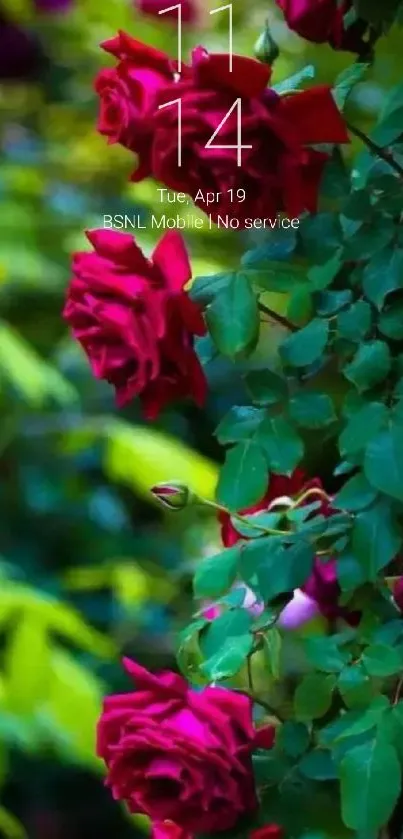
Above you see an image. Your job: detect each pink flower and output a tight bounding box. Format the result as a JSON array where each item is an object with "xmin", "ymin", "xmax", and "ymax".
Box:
[
  {"xmin": 97, "ymin": 659, "xmax": 274, "ymax": 833},
  {"xmin": 63, "ymin": 229, "xmax": 206, "ymax": 419},
  {"xmin": 136, "ymin": 0, "xmax": 199, "ymax": 24},
  {"xmin": 151, "ymin": 47, "xmax": 349, "ymax": 225},
  {"xmin": 275, "ymin": 0, "xmax": 368, "ymax": 53},
  {"xmin": 95, "ymin": 33, "xmax": 174, "ymax": 181}
]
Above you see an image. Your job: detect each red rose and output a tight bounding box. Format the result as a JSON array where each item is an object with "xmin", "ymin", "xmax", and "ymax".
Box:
[
  {"xmin": 251, "ymin": 826, "xmax": 284, "ymax": 839},
  {"xmin": 97, "ymin": 659, "xmax": 274, "ymax": 832},
  {"xmin": 219, "ymin": 470, "xmax": 358, "ymax": 624},
  {"xmin": 275, "ymin": 0, "xmax": 368, "ymax": 53},
  {"xmin": 151, "ymin": 47, "xmax": 349, "ymax": 225},
  {"xmin": 63, "ymin": 229, "xmax": 206, "ymax": 419},
  {"xmin": 152, "ymin": 823, "xmax": 191, "ymax": 839},
  {"xmin": 136, "ymin": 0, "xmax": 199, "ymax": 24},
  {"xmin": 95, "ymin": 33, "xmax": 174, "ymax": 181}
]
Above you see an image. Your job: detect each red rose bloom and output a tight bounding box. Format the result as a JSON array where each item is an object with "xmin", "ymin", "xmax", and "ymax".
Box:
[
  {"xmin": 275, "ymin": 0, "xmax": 368, "ymax": 53},
  {"xmin": 63, "ymin": 229, "xmax": 207, "ymax": 419},
  {"xmin": 151, "ymin": 47, "xmax": 349, "ymax": 225},
  {"xmin": 251, "ymin": 826, "xmax": 284, "ymax": 839},
  {"xmin": 97, "ymin": 659, "xmax": 275, "ymax": 833},
  {"xmin": 95, "ymin": 33, "xmax": 174, "ymax": 181},
  {"xmin": 152, "ymin": 823, "xmax": 191, "ymax": 839},
  {"xmin": 136, "ymin": 0, "xmax": 198, "ymax": 24},
  {"xmin": 219, "ymin": 470, "xmax": 357, "ymax": 623}
]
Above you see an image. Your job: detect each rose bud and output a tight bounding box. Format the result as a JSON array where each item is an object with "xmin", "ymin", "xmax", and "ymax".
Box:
[{"xmin": 151, "ymin": 481, "xmax": 193, "ymax": 511}]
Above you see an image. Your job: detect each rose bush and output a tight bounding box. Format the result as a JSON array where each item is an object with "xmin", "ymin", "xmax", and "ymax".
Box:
[
  {"xmin": 97, "ymin": 658, "xmax": 275, "ymax": 833},
  {"xmin": 69, "ymin": 1, "xmax": 403, "ymax": 836},
  {"xmin": 63, "ymin": 228, "xmax": 206, "ymax": 418}
]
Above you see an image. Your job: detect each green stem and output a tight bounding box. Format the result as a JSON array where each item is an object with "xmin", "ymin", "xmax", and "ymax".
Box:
[
  {"xmin": 201, "ymin": 498, "xmax": 288, "ymax": 537},
  {"xmin": 258, "ymin": 302, "xmax": 298, "ymax": 333},
  {"xmin": 347, "ymin": 120, "xmax": 403, "ymax": 178}
]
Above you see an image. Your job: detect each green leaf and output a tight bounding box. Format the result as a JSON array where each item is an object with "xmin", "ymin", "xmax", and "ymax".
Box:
[
  {"xmin": 351, "ymin": 499, "xmax": 402, "ymax": 581},
  {"xmin": 245, "ymin": 369, "xmax": 288, "ymax": 406},
  {"xmin": 215, "ymin": 406, "xmax": 265, "ymax": 444},
  {"xmin": 362, "ymin": 248, "xmax": 403, "ymax": 309},
  {"xmin": 337, "ymin": 301, "xmax": 372, "ymax": 342},
  {"xmin": 364, "ymin": 422, "xmax": 403, "ymax": 501},
  {"xmin": 314, "ymin": 289, "xmax": 352, "ymax": 317},
  {"xmin": 249, "ymin": 264, "xmax": 305, "ymax": 292},
  {"xmin": 300, "ymin": 213, "xmax": 342, "ymax": 263},
  {"xmin": 294, "ymin": 673, "xmax": 336, "ymax": 721},
  {"xmin": 241, "ymin": 228, "xmax": 297, "ymax": 265},
  {"xmin": 193, "ymin": 547, "xmax": 240, "ymax": 598},
  {"xmin": 279, "ymin": 721, "xmax": 310, "ymax": 758},
  {"xmin": 308, "ymin": 253, "xmax": 343, "ymax": 290},
  {"xmin": 189, "ymin": 272, "xmax": 232, "ymax": 305},
  {"xmin": 288, "ymin": 393, "xmax": 336, "ymax": 429},
  {"xmin": 333, "ymin": 63, "xmax": 371, "ymax": 110},
  {"xmin": 379, "ymin": 299, "xmax": 403, "ymax": 340},
  {"xmin": 273, "ymin": 64, "xmax": 315, "ymax": 95},
  {"xmin": 206, "ymin": 272, "xmax": 259, "ymax": 359},
  {"xmin": 216, "ymin": 441, "xmax": 268, "ymax": 510},
  {"xmin": 343, "ymin": 341, "xmax": 391, "ymax": 392},
  {"xmin": 339, "ymin": 402, "xmax": 388, "ymax": 457},
  {"xmin": 338, "ymin": 664, "xmax": 374, "ymax": 709},
  {"xmin": 257, "ymin": 416, "xmax": 304, "ymax": 474},
  {"xmin": 280, "ymin": 319, "xmax": 329, "ymax": 367},
  {"xmin": 262, "ymin": 627, "xmax": 282, "ymax": 681},
  {"xmin": 334, "ymin": 472, "xmax": 378, "ymax": 512},
  {"xmin": 340, "ymin": 734, "xmax": 401, "ymax": 832},
  {"xmin": 342, "ymin": 218, "xmax": 395, "ymax": 260},
  {"xmin": 299, "ymin": 749, "xmax": 338, "ymax": 780},
  {"xmin": 240, "ymin": 538, "xmax": 314, "ymax": 602},
  {"xmin": 200, "ymin": 610, "xmax": 253, "ymax": 681},
  {"xmin": 304, "ymin": 635, "xmax": 351, "ymax": 673},
  {"xmin": 362, "ymin": 644, "xmax": 402, "ymax": 677}
]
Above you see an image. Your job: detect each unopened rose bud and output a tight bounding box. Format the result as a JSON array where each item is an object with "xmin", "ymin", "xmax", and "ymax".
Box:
[
  {"xmin": 254, "ymin": 24, "xmax": 279, "ymax": 66},
  {"xmin": 150, "ymin": 482, "xmax": 193, "ymax": 511},
  {"xmin": 394, "ymin": 577, "xmax": 403, "ymax": 612}
]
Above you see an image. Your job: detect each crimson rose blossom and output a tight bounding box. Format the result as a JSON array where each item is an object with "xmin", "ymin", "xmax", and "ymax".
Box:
[
  {"xmin": 95, "ymin": 33, "xmax": 174, "ymax": 181},
  {"xmin": 151, "ymin": 47, "xmax": 349, "ymax": 225},
  {"xmin": 275, "ymin": 0, "xmax": 368, "ymax": 53},
  {"xmin": 97, "ymin": 659, "xmax": 275, "ymax": 833},
  {"xmin": 219, "ymin": 470, "xmax": 357, "ymax": 623},
  {"xmin": 63, "ymin": 229, "xmax": 206, "ymax": 419}
]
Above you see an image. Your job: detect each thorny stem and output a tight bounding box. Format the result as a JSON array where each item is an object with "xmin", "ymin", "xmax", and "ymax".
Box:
[
  {"xmin": 291, "ymin": 486, "xmax": 332, "ymax": 508},
  {"xmin": 201, "ymin": 498, "xmax": 288, "ymax": 537},
  {"xmin": 347, "ymin": 120, "xmax": 403, "ymax": 179},
  {"xmin": 258, "ymin": 302, "xmax": 298, "ymax": 333}
]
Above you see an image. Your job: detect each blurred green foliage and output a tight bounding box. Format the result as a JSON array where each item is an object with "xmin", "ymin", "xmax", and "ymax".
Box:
[{"xmin": 0, "ymin": 0, "xmax": 402, "ymax": 836}]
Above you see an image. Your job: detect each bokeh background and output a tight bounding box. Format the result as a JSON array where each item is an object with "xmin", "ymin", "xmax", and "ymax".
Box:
[{"xmin": 0, "ymin": 1, "xmax": 401, "ymax": 836}]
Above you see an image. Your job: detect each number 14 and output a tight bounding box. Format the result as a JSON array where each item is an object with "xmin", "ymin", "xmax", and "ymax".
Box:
[{"xmin": 158, "ymin": 97, "xmax": 252, "ymax": 168}]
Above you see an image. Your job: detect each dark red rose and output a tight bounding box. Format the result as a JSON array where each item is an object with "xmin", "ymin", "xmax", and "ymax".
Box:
[
  {"xmin": 275, "ymin": 0, "xmax": 368, "ymax": 53},
  {"xmin": 151, "ymin": 47, "xmax": 349, "ymax": 226},
  {"xmin": 136, "ymin": 0, "xmax": 199, "ymax": 24},
  {"xmin": 219, "ymin": 470, "xmax": 358, "ymax": 624},
  {"xmin": 63, "ymin": 229, "xmax": 207, "ymax": 419},
  {"xmin": 251, "ymin": 826, "xmax": 284, "ymax": 839},
  {"xmin": 95, "ymin": 33, "xmax": 174, "ymax": 181},
  {"xmin": 97, "ymin": 659, "xmax": 275, "ymax": 833},
  {"xmin": 152, "ymin": 823, "xmax": 191, "ymax": 839}
]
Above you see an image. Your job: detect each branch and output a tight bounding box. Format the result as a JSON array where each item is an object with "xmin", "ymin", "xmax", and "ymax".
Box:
[
  {"xmin": 258, "ymin": 302, "xmax": 298, "ymax": 332},
  {"xmin": 347, "ymin": 120, "xmax": 403, "ymax": 179}
]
